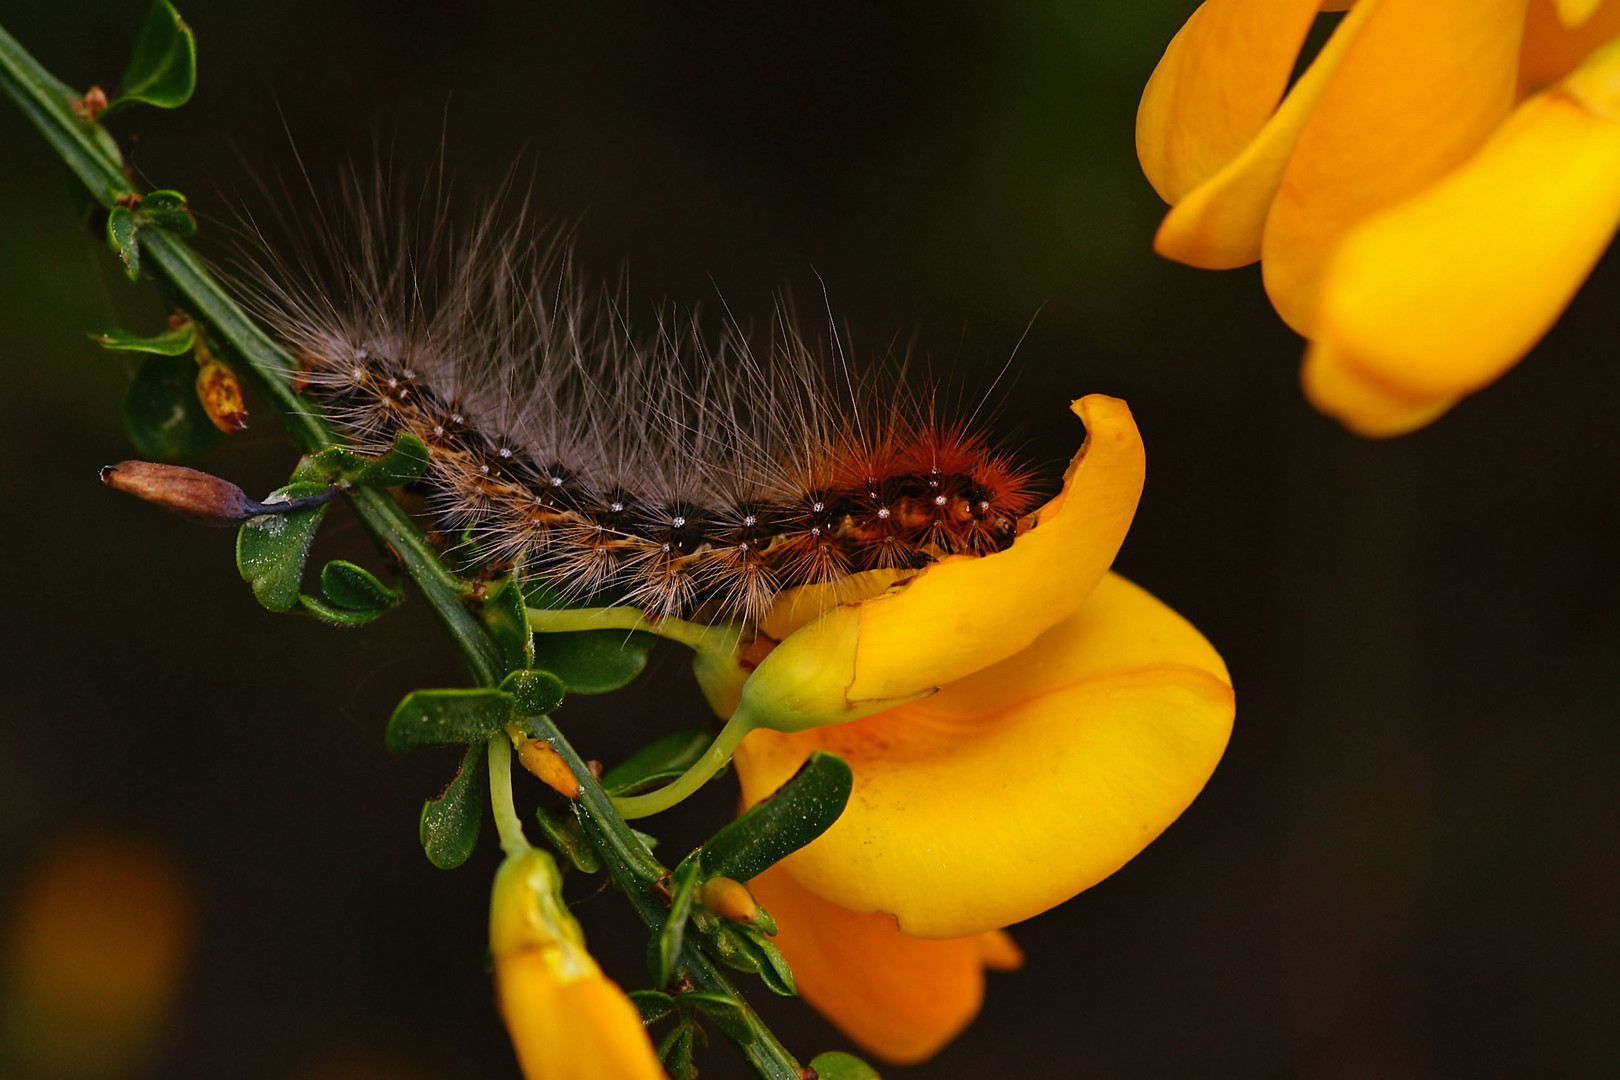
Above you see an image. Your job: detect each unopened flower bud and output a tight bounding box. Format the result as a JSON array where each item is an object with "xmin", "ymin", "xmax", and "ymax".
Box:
[
  {"xmin": 699, "ymin": 875, "xmax": 759, "ymax": 924},
  {"xmin": 514, "ymin": 736, "xmax": 581, "ymax": 799},
  {"xmin": 101, "ymin": 461, "xmax": 337, "ymax": 526},
  {"xmin": 101, "ymin": 461, "xmax": 259, "ymax": 526},
  {"xmin": 490, "ymin": 850, "xmax": 666, "ymax": 1080}
]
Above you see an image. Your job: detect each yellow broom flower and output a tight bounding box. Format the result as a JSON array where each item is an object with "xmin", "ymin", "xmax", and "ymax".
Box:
[
  {"xmin": 490, "ymin": 849, "xmax": 667, "ymax": 1080},
  {"xmin": 1138, "ymin": 0, "xmax": 1620, "ymax": 435},
  {"xmin": 696, "ymin": 396, "xmax": 1234, "ymax": 939}
]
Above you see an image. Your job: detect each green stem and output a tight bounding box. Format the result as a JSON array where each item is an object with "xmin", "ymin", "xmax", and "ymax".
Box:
[
  {"xmin": 487, "ymin": 734, "xmax": 530, "ymax": 856},
  {"xmin": 530, "ymin": 607, "xmax": 753, "ymax": 816},
  {"xmin": 528, "ymin": 605, "xmax": 744, "ymax": 656},
  {"xmin": 0, "ymin": 22, "xmax": 803, "ymax": 1079},
  {"xmin": 0, "ymin": 21, "xmax": 505, "ymax": 689},
  {"xmin": 529, "ymin": 716, "xmax": 805, "ymax": 1080},
  {"xmin": 612, "ymin": 710, "xmax": 754, "ymax": 819}
]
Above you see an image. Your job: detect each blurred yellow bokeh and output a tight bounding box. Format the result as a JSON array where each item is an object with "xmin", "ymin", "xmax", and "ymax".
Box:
[{"xmin": 2, "ymin": 834, "xmax": 194, "ymax": 1078}]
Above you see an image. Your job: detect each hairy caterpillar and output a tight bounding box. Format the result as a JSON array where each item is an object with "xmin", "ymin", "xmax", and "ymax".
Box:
[{"xmin": 227, "ymin": 169, "xmax": 1042, "ymax": 626}]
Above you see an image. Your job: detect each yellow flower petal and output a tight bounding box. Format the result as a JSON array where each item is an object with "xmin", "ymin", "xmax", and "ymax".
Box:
[
  {"xmin": 1262, "ymin": 0, "xmax": 1529, "ymax": 333},
  {"xmin": 734, "ymin": 572, "xmax": 1235, "ymax": 939},
  {"xmin": 1155, "ymin": 0, "xmax": 1375, "ymax": 269},
  {"xmin": 748, "ymin": 864, "xmax": 1007, "ymax": 1065},
  {"xmin": 1300, "ymin": 337, "xmax": 1461, "ymax": 438},
  {"xmin": 1306, "ymin": 44, "xmax": 1620, "ymax": 433},
  {"xmin": 846, "ymin": 394, "xmax": 1143, "ymax": 704},
  {"xmin": 497, "ymin": 958, "xmax": 669, "ymax": 1080},
  {"xmin": 1136, "ymin": 0, "xmax": 1322, "ymax": 204},
  {"xmin": 730, "ymin": 394, "xmax": 1144, "ymax": 733},
  {"xmin": 491, "ymin": 851, "xmax": 667, "ymax": 1080},
  {"xmin": 1521, "ymin": 0, "xmax": 1620, "ymax": 95},
  {"xmin": 1557, "ymin": 0, "xmax": 1606, "ymax": 26}
]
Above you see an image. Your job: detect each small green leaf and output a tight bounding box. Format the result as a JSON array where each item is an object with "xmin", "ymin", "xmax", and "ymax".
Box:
[
  {"xmin": 656, "ymin": 1021, "xmax": 701, "ymax": 1080},
  {"xmin": 135, "ymin": 188, "xmax": 196, "ymax": 236},
  {"xmin": 521, "ymin": 578, "xmax": 578, "ymax": 610},
  {"xmin": 683, "ymin": 992, "xmax": 755, "ymax": 1046},
  {"xmin": 533, "ymin": 809, "xmax": 601, "ymax": 873},
  {"xmin": 385, "ymin": 688, "xmax": 515, "ymax": 751},
  {"xmin": 603, "ymin": 729, "xmax": 716, "ymax": 797},
  {"xmin": 356, "ymin": 432, "xmax": 430, "ymax": 486},
  {"xmin": 419, "ymin": 742, "xmax": 484, "ymax": 869},
  {"xmin": 106, "ymin": 204, "xmax": 140, "ymax": 279},
  {"xmin": 699, "ymin": 751, "xmax": 852, "ymax": 884},
  {"xmin": 122, "ymin": 353, "xmax": 220, "ymax": 459},
  {"xmin": 499, "ymin": 669, "xmax": 565, "ymax": 719},
  {"xmin": 292, "ymin": 431, "xmax": 430, "ymax": 487},
  {"xmin": 747, "ymin": 902, "xmax": 777, "ymax": 938},
  {"xmin": 235, "ymin": 482, "xmax": 330, "ymax": 612},
  {"xmin": 807, "ymin": 1051, "xmax": 881, "ymax": 1080},
  {"xmin": 109, "ymin": 0, "xmax": 196, "ymax": 113},
  {"xmin": 482, "ymin": 577, "xmax": 533, "ymax": 673},
  {"xmin": 720, "ymin": 922, "xmax": 796, "ymax": 996},
  {"xmin": 320, "ymin": 559, "xmax": 401, "ymax": 610},
  {"xmin": 651, "ymin": 860, "xmax": 699, "ymax": 987},
  {"xmin": 445, "ymin": 522, "xmax": 496, "ymax": 576},
  {"xmin": 628, "ymin": 989, "xmax": 676, "ymax": 1024},
  {"xmin": 297, "ymin": 560, "xmax": 400, "ymax": 624},
  {"xmin": 91, "ymin": 322, "xmax": 195, "ymax": 355},
  {"xmin": 700, "ymin": 921, "xmax": 756, "ymax": 976},
  {"xmin": 297, "ymin": 593, "xmax": 386, "ymax": 625},
  {"xmin": 530, "ymin": 629, "xmax": 656, "ymax": 694}
]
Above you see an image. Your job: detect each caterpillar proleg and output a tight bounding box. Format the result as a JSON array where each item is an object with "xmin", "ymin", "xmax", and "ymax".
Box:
[{"xmin": 229, "ymin": 169, "xmax": 1042, "ymax": 627}]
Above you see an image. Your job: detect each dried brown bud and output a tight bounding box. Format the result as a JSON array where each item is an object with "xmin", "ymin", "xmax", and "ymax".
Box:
[
  {"xmin": 72, "ymin": 85, "xmax": 108, "ymax": 121},
  {"xmin": 101, "ymin": 461, "xmax": 258, "ymax": 525},
  {"xmin": 101, "ymin": 461, "xmax": 335, "ymax": 526}
]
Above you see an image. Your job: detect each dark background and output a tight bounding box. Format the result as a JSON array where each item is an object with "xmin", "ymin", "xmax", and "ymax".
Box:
[{"xmin": 2, "ymin": 2, "xmax": 1618, "ymax": 1077}]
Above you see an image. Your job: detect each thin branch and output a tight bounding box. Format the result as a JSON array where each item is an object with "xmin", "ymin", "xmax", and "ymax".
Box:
[{"xmin": 0, "ymin": 20, "xmax": 805, "ymax": 1080}]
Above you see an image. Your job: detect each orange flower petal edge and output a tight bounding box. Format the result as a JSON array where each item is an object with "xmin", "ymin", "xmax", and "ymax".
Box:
[
  {"xmin": 1520, "ymin": 0, "xmax": 1620, "ymax": 95},
  {"xmin": 748, "ymin": 864, "xmax": 1017, "ymax": 1065}
]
